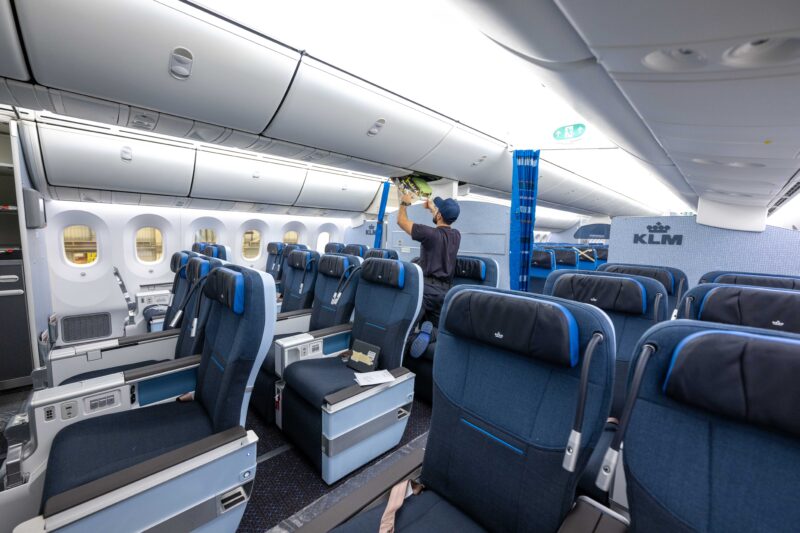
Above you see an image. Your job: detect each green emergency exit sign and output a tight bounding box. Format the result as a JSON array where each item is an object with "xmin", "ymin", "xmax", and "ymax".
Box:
[{"xmin": 553, "ymin": 123, "xmax": 586, "ymax": 141}]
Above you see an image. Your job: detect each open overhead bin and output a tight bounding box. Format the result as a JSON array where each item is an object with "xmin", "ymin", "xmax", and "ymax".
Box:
[
  {"xmin": 266, "ymin": 57, "xmax": 453, "ymax": 168},
  {"xmin": 14, "ymin": 0, "xmax": 300, "ymax": 133},
  {"xmin": 295, "ymin": 169, "xmax": 383, "ymax": 212},
  {"xmin": 37, "ymin": 123, "xmax": 196, "ymax": 196},
  {"xmin": 192, "ymin": 149, "xmax": 307, "ymax": 205}
]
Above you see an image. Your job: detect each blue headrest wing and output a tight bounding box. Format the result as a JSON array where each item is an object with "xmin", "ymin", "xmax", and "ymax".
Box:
[
  {"xmin": 186, "ymin": 257, "xmax": 210, "ymax": 283},
  {"xmin": 361, "ymin": 258, "xmax": 404, "ymax": 289},
  {"xmin": 663, "ymin": 330, "xmax": 800, "ymax": 437},
  {"xmin": 267, "ymin": 242, "xmax": 284, "ymax": 255},
  {"xmin": 445, "ymin": 290, "xmax": 579, "ymax": 367},
  {"xmin": 203, "ymin": 267, "xmax": 245, "ymax": 314},
  {"xmin": 553, "ymin": 273, "xmax": 646, "ymax": 315},
  {"xmin": 171, "ymin": 251, "xmax": 190, "ymax": 275}
]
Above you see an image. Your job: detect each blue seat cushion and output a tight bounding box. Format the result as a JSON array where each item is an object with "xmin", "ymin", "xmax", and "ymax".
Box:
[
  {"xmin": 332, "ymin": 490, "xmax": 485, "ymax": 533},
  {"xmin": 42, "ymin": 400, "xmax": 213, "ymax": 506},
  {"xmin": 59, "ymin": 360, "xmax": 164, "ymax": 386},
  {"xmin": 283, "ymin": 357, "xmax": 356, "ymax": 407}
]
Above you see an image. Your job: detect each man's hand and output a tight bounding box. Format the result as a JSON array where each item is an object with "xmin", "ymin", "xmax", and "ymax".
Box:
[{"xmin": 401, "ymin": 192, "xmax": 414, "ymax": 206}]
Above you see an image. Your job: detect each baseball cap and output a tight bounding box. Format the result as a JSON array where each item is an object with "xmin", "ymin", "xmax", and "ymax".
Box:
[{"xmin": 433, "ymin": 197, "xmax": 460, "ymax": 224}]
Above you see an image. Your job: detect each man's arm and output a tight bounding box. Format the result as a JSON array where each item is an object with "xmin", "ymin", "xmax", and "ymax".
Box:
[{"xmin": 397, "ymin": 193, "xmax": 414, "ymax": 236}]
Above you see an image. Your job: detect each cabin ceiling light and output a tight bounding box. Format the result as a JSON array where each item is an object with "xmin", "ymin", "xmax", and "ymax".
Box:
[
  {"xmin": 367, "ymin": 118, "xmax": 386, "ymax": 136},
  {"xmin": 643, "ymin": 47, "xmax": 708, "ymax": 71},
  {"xmin": 723, "ymin": 37, "xmax": 800, "ymax": 68}
]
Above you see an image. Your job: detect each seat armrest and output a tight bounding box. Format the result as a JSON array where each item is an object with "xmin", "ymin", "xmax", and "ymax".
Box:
[
  {"xmin": 324, "ymin": 368, "xmax": 411, "ymax": 407},
  {"xmin": 123, "ymin": 355, "xmax": 202, "ymax": 382},
  {"xmin": 117, "ymin": 329, "xmax": 180, "ymax": 347},
  {"xmin": 295, "ymin": 446, "xmax": 425, "ymax": 533},
  {"xmin": 310, "ymin": 323, "xmax": 353, "ymax": 338},
  {"xmin": 277, "ymin": 309, "xmax": 313, "ymax": 320},
  {"xmin": 274, "ymin": 324, "xmax": 353, "ymax": 377},
  {"xmin": 43, "ymin": 426, "xmax": 249, "ymax": 518}
]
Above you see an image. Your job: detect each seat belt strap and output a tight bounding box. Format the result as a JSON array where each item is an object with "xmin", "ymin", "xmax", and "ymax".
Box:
[{"xmin": 378, "ymin": 480, "xmax": 422, "ymax": 533}]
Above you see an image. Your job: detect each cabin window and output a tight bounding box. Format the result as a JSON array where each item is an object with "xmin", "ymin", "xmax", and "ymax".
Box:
[
  {"xmin": 242, "ymin": 229, "xmax": 262, "ymax": 260},
  {"xmin": 135, "ymin": 227, "xmax": 164, "ymax": 263},
  {"xmin": 195, "ymin": 228, "xmax": 216, "ymax": 244},
  {"xmin": 316, "ymin": 232, "xmax": 331, "ymax": 253},
  {"xmin": 283, "ymin": 230, "xmax": 299, "ymax": 245},
  {"xmin": 63, "ymin": 224, "xmax": 98, "ymax": 265}
]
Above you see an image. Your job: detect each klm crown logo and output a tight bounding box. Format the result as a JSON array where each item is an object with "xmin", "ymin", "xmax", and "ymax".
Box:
[
  {"xmin": 634, "ymin": 221, "xmax": 683, "ymax": 246},
  {"xmin": 647, "ymin": 222, "xmax": 670, "ymax": 234}
]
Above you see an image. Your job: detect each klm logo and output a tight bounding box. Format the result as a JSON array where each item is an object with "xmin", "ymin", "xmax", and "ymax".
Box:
[
  {"xmin": 494, "ymin": 331, "xmax": 504, "ymax": 339},
  {"xmin": 772, "ymin": 320, "xmax": 785, "ymax": 327},
  {"xmin": 634, "ymin": 222, "xmax": 683, "ymax": 246}
]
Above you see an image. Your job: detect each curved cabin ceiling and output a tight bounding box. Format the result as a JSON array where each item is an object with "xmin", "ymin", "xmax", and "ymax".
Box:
[{"xmin": 0, "ymin": 0, "xmax": 691, "ymax": 218}]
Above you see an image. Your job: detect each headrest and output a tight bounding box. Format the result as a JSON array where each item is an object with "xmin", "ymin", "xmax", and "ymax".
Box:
[
  {"xmin": 186, "ymin": 257, "xmax": 210, "ymax": 283},
  {"xmin": 365, "ymin": 248, "xmax": 399, "ymax": 260},
  {"xmin": 343, "ymin": 244, "xmax": 366, "ymax": 257},
  {"xmin": 361, "ymin": 258, "xmax": 404, "ymax": 288},
  {"xmin": 267, "ymin": 242, "xmax": 284, "ymax": 255},
  {"xmin": 191, "ymin": 243, "xmax": 207, "ymax": 253},
  {"xmin": 324, "ymin": 242, "xmax": 346, "ymax": 254},
  {"xmin": 603, "ymin": 264, "xmax": 674, "ymax": 294},
  {"xmin": 170, "ymin": 252, "xmax": 190, "ymax": 274},
  {"xmin": 531, "ymin": 250, "xmax": 553, "ymax": 269},
  {"xmin": 287, "ymin": 250, "xmax": 314, "ymax": 270},
  {"xmin": 699, "ymin": 286, "xmax": 800, "ymax": 333},
  {"xmin": 663, "ymin": 330, "xmax": 800, "ymax": 437},
  {"xmin": 553, "ymin": 249, "xmax": 578, "ymax": 266},
  {"xmin": 553, "ymin": 273, "xmax": 646, "ymax": 315},
  {"xmin": 202, "ymin": 245, "xmax": 219, "ymax": 258},
  {"xmin": 596, "ymin": 248, "xmax": 608, "ymax": 261},
  {"xmin": 203, "ymin": 267, "xmax": 245, "ymax": 314},
  {"xmin": 455, "ymin": 257, "xmax": 486, "ymax": 281},
  {"xmin": 714, "ymin": 273, "xmax": 800, "ymax": 290},
  {"xmin": 444, "ymin": 290, "xmax": 579, "ymax": 367},
  {"xmin": 319, "ymin": 254, "xmax": 351, "ymax": 278}
]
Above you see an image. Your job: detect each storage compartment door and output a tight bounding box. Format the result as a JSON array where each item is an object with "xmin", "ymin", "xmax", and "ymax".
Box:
[
  {"xmin": 15, "ymin": 0, "xmax": 300, "ymax": 132},
  {"xmin": 0, "ymin": 0, "xmax": 29, "ymax": 80},
  {"xmin": 295, "ymin": 170, "xmax": 382, "ymax": 212},
  {"xmin": 266, "ymin": 57, "xmax": 453, "ymax": 168},
  {"xmin": 192, "ymin": 150, "xmax": 307, "ymax": 205},
  {"xmin": 38, "ymin": 124, "xmax": 195, "ymax": 196}
]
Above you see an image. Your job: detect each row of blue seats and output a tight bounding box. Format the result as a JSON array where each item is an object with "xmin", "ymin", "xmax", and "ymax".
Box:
[
  {"xmin": 530, "ymin": 244, "xmax": 609, "ymax": 292},
  {"xmin": 330, "ymin": 268, "xmax": 800, "ymax": 531}
]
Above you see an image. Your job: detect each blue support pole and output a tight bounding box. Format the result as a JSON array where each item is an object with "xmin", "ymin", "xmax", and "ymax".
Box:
[
  {"xmin": 509, "ymin": 150, "xmax": 540, "ymax": 292},
  {"xmin": 373, "ymin": 181, "xmax": 391, "ymax": 249}
]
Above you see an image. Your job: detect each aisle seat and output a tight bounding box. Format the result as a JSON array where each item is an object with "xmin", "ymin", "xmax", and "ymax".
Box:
[
  {"xmin": 333, "ymin": 287, "xmax": 616, "ymax": 532},
  {"xmin": 599, "ymin": 263, "xmax": 688, "ymax": 312},
  {"xmin": 280, "ymin": 250, "xmax": 320, "ymax": 313}
]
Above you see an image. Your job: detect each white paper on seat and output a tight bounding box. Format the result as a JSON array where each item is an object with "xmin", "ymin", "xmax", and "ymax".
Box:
[{"xmin": 354, "ymin": 370, "xmax": 395, "ymax": 387}]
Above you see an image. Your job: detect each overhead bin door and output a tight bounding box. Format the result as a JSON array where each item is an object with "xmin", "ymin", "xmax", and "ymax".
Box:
[
  {"xmin": 295, "ymin": 170, "xmax": 382, "ymax": 212},
  {"xmin": 15, "ymin": 0, "xmax": 299, "ymax": 132},
  {"xmin": 0, "ymin": 1, "xmax": 28, "ymax": 80},
  {"xmin": 412, "ymin": 125, "xmax": 511, "ymax": 187},
  {"xmin": 266, "ymin": 58, "xmax": 453, "ymax": 168},
  {"xmin": 38, "ymin": 124, "xmax": 195, "ymax": 196},
  {"xmin": 192, "ymin": 150, "xmax": 307, "ymax": 205}
]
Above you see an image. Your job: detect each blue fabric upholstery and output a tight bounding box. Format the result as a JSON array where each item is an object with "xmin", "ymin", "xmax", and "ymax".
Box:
[
  {"xmin": 332, "ymin": 490, "xmax": 485, "ymax": 533},
  {"xmin": 417, "ymin": 286, "xmax": 615, "ymax": 532},
  {"xmin": 42, "ymin": 400, "xmax": 213, "ymax": 507},
  {"xmin": 265, "ymin": 241, "xmax": 285, "ymax": 280},
  {"xmin": 599, "ymin": 262, "xmax": 688, "ymax": 312},
  {"xmin": 324, "ymin": 242, "xmax": 346, "ymax": 254},
  {"xmin": 545, "ymin": 270, "xmax": 669, "ymax": 417},
  {"xmin": 277, "ymin": 244, "xmax": 308, "ymax": 295},
  {"xmin": 163, "ymin": 251, "xmax": 195, "ymax": 328},
  {"xmin": 678, "ymin": 283, "xmax": 800, "ymax": 334},
  {"xmin": 624, "ymin": 320, "xmax": 800, "ymax": 532},
  {"xmin": 453, "ymin": 255, "xmax": 499, "ymax": 288},
  {"xmin": 284, "ymin": 357, "xmax": 357, "ymax": 407},
  {"xmin": 281, "ymin": 250, "xmax": 320, "ymax": 312},
  {"xmin": 364, "ymin": 248, "xmax": 399, "ymax": 260},
  {"xmin": 700, "ymin": 270, "xmax": 800, "ymax": 289},
  {"xmin": 310, "ymin": 254, "xmax": 360, "ymax": 331},
  {"xmin": 343, "ymin": 244, "xmax": 367, "ymax": 257}
]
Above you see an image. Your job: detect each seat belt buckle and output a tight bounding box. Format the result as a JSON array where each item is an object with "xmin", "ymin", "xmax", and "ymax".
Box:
[
  {"xmin": 562, "ymin": 429, "xmax": 582, "ymax": 472},
  {"xmin": 190, "ymin": 317, "xmax": 198, "ymax": 338},
  {"xmin": 595, "ymin": 447, "xmax": 619, "ymax": 492}
]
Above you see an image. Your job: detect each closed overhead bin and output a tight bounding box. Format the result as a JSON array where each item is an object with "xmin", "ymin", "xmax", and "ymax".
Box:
[
  {"xmin": 192, "ymin": 150, "xmax": 307, "ymax": 205},
  {"xmin": 412, "ymin": 125, "xmax": 511, "ymax": 186},
  {"xmin": 38, "ymin": 124, "xmax": 195, "ymax": 196},
  {"xmin": 295, "ymin": 170, "xmax": 383, "ymax": 212},
  {"xmin": 0, "ymin": 1, "xmax": 29, "ymax": 80},
  {"xmin": 266, "ymin": 57, "xmax": 453, "ymax": 168},
  {"xmin": 15, "ymin": 0, "xmax": 300, "ymax": 132}
]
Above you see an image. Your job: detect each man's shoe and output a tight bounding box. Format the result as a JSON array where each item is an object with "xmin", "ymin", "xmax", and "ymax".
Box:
[{"xmin": 410, "ymin": 321, "xmax": 434, "ymax": 358}]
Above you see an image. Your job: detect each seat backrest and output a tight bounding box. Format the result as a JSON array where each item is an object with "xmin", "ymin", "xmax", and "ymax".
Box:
[
  {"xmin": 699, "ymin": 270, "xmax": 800, "ymax": 289},
  {"xmin": 191, "ymin": 242, "xmax": 209, "ymax": 253},
  {"xmin": 677, "ymin": 283, "xmax": 800, "ymax": 334},
  {"xmin": 575, "ymin": 246, "xmax": 598, "ymax": 270},
  {"xmin": 310, "ymin": 254, "xmax": 362, "ymax": 330},
  {"xmin": 550, "ymin": 248, "xmax": 579, "ymax": 269},
  {"xmin": 265, "ymin": 241, "xmax": 285, "ymax": 279},
  {"xmin": 531, "ymin": 249, "xmax": 556, "ymax": 277},
  {"xmin": 423, "ymin": 286, "xmax": 615, "ymax": 532},
  {"xmin": 343, "ymin": 243, "xmax": 367, "ymax": 257},
  {"xmin": 599, "ymin": 262, "xmax": 688, "ymax": 311},
  {"xmin": 277, "ymin": 243, "xmax": 308, "ymax": 293},
  {"xmin": 364, "ymin": 247, "xmax": 398, "ymax": 260},
  {"xmin": 164, "ymin": 251, "xmax": 194, "ymax": 328},
  {"xmin": 200, "ymin": 243, "xmax": 229, "ymax": 260},
  {"xmin": 281, "ymin": 250, "xmax": 319, "ymax": 312},
  {"xmin": 622, "ymin": 320, "xmax": 800, "ymax": 532},
  {"xmin": 350, "ymin": 258, "xmax": 422, "ymax": 370},
  {"xmin": 196, "ymin": 265, "xmax": 275, "ymax": 432},
  {"xmin": 452, "ymin": 255, "xmax": 499, "ymax": 287},
  {"xmin": 324, "ymin": 242, "xmax": 346, "ymax": 254},
  {"xmin": 545, "ymin": 270, "xmax": 668, "ymax": 415},
  {"xmin": 174, "ymin": 257, "xmax": 225, "ymax": 357}
]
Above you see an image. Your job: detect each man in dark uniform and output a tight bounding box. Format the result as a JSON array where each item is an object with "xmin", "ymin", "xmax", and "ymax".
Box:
[{"xmin": 397, "ymin": 191, "xmax": 461, "ymax": 357}]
